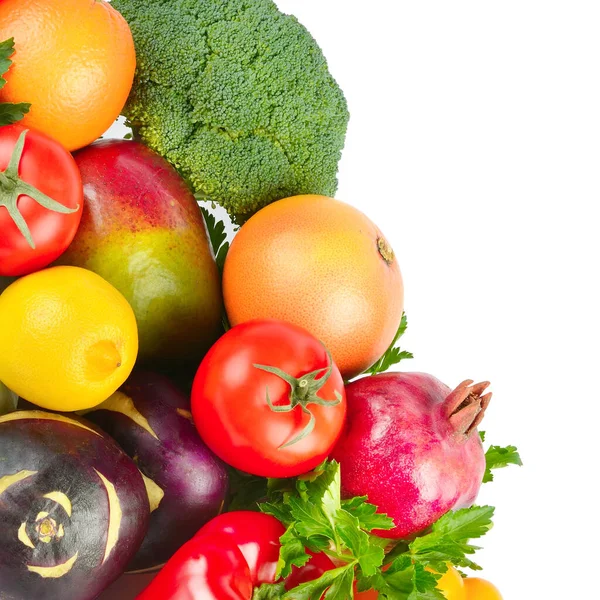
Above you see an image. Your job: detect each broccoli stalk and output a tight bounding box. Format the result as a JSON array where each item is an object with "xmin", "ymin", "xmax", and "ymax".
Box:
[{"xmin": 113, "ymin": 0, "xmax": 350, "ymax": 225}]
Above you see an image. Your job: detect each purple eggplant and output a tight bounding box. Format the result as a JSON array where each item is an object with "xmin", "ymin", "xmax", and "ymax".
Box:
[
  {"xmin": 84, "ymin": 372, "xmax": 229, "ymax": 572},
  {"xmin": 0, "ymin": 410, "xmax": 149, "ymax": 600}
]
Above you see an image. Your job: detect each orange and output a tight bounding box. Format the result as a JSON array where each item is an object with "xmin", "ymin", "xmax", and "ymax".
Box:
[
  {"xmin": 464, "ymin": 577, "xmax": 503, "ymax": 600},
  {"xmin": 0, "ymin": 0, "xmax": 135, "ymax": 151},
  {"xmin": 0, "ymin": 266, "xmax": 138, "ymax": 411},
  {"xmin": 223, "ymin": 195, "xmax": 404, "ymax": 379}
]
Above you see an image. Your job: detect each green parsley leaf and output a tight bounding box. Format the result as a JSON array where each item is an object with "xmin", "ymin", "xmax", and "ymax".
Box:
[
  {"xmin": 0, "ymin": 39, "xmax": 30, "ymax": 126},
  {"xmin": 364, "ymin": 558, "xmax": 444, "ymax": 600},
  {"xmin": 285, "ymin": 564, "xmax": 355, "ymax": 600},
  {"xmin": 366, "ymin": 313, "xmax": 414, "ymax": 376},
  {"xmin": 484, "ymin": 444, "xmax": 523, "ymax": 483},
  {"xmin": 334, "ymin": 510, "xmax": 383, "ymax": 576},
  {"xmin": 409, "ymin": 505, "xmax": 495, "ymax": 572},
  {"xmin": 227, "ymin": 468, "xmax": 268, "ymax": 511},
  {"xmin": 277, "ymin": 525, "xmax": 311, "ymax": 579},
  {"xmin": 200, "ymin": 206, "xmax": 230, "ymax": 273},
  {"xmin": 252, "ymin": 583, "xmax": 287, "ymax": 600},
  {"xmin": 341, "ymin": 496, "xmax": 395, "ymax": 532}
]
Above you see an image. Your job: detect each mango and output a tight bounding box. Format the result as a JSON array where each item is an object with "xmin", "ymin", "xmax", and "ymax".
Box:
[{"xmin": 58, "ymin": 140, "xmax": 222, "ymax": 367}]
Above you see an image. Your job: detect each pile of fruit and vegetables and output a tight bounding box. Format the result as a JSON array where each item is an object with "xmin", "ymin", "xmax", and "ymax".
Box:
[{"xmin": 0, "ymin": 1, "xmax": 522, "ymax": 599}]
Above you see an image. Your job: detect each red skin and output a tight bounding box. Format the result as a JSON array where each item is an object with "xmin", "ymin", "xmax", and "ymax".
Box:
[
  {"xmin": 331, "ymin": 373, "xmax": 487, "ymax": 539},
  {"xmin": 196, "ymin": 512, "xmax": 285, "ymax": 586},
  {"xmin": 72, "ymin": 139, "xmax": 205, "ymax": 235},
  {"xmin": 0, "ymin": 124, "xmax": 83, "ymax": 276},
  {"xmin": 192, "ymin": 320, "xmax": 346, "ymax": 478},
  {"xmin": 136, "ymin": 534, "xmax": 253, "ymax": 600},
  {"xmin": 284, "ymin": 551, "xmax": 335, "ymax": 591}
]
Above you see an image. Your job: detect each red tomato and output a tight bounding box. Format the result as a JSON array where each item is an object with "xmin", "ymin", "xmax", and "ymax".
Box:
[
  {"xmin": 192, "ymin": 320, "xmax": 347, "ymax": 478},
  {"xmin": 197, "ymin": 511, "xmax": 285, "ymax": 586},
  {"xmin": 136, "ymin": 534, "xmax": 253, "ymax": 600},
  {"xmin": 0, "ymin": 124, "xmax": 83, "ymax": 276}
]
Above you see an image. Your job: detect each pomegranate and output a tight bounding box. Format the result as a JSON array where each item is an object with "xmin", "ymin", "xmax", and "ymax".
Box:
[{"xmin": 330, "ymin": 373, "xmax": 491, "ymax": 539}]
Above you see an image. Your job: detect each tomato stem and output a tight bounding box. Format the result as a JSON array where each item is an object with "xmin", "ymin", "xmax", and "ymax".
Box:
[
  {"xmin": 0, "ymin": 130, "xmax": 79, "ymax": 249},
  {"xmin": 253, "ymin": 348, "xmax": 342, "ymax": 449}
]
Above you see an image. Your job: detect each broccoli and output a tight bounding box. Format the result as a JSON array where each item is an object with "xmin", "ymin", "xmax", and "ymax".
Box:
[{"xmin": 113, "ymin": 0, "xmax": 350, "ymax": 225}]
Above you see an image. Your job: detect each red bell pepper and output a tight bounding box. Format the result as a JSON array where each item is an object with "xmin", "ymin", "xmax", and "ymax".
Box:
[{"xmin": 136, "ymin": 534, "xmax": 253, "ymax": 600}]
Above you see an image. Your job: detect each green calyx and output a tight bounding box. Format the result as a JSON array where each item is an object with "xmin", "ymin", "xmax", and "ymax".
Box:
[
  {"xmin": 0, "ymin": 129, "xmax": 78, "ymax": 249},
  {"xmin": 254, "ymin": 350, "xmax": 342, "ymax": 449}
]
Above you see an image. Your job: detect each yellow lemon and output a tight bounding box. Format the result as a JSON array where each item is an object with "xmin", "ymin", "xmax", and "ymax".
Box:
[{"xmin": 0, "ymin": 266, "xmax": 138, "ymax": 411}]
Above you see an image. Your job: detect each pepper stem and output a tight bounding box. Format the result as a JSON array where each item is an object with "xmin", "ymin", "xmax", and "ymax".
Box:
[
  {"xmin": 254, "ymin": 349, "xmax": 342, "ymax": 449},
  {"xmin": 0, "ymin": 130, "xmax": 79, "ymax": 249}
]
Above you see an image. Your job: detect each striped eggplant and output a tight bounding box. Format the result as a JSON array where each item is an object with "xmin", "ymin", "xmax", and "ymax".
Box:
[{"xmin": 0, "ymin": 411, "xmax": 149, "ymax": 600}]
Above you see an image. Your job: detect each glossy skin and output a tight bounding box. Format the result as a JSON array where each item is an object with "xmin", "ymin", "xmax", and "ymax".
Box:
[
  {"xmin": 0, "ymin": 125, "xmax": 83, "ymax": 276},
  {"xmin": 85, "ymin": 372, "xmax": 229, "ymax": 572},
  {"xmin": 197, "ymin": 512, "xmax": 284, "ymax": 585},
  {"xmin": 0, "ymin": 266, "xmax": 139, "ymax": 412},
  {"xmin": 435, "ymin": 567, "xmax": 466, "ymax": 600},
  {"xmin": 464, "ymin": 577, "xmax": 503, "ymax": 599},
  {"xmin": 136, "ymin": 534, "xmax": 253, "ymax": 600},
  {"xmin": 192, "ymin": 320, "xmax": 347, "ymax": 478},
  {"xmin": 59, "ymin": 140, "xmax": 222, "ymax": 367},
  {"xmin": 331, "ymin": 373, "xmax": 486, "ymax": 539},
  {"xmin": 284, "ymin": 551, "xmax": 335, "ymax": 591},
  {"xmin": 223, "ymin": 195, "xmax": 404, "ymax": 379},
  {"xmin": 0, "ymin": 411, "xmax": 149, "ymax": 600}
]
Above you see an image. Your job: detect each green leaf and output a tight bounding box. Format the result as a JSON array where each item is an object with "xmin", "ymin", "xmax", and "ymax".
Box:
[
  {"xmin": 483, "ymin": 444, "xmax": 523, "ymax": 483},
  {"xmin": 364, "ymin": 559, "xmax": 444, "ymax": 600},
  {"xmin": 0, "ymin": 38, "xmax": 30, "ymax": 126},
  {"xmin": 0, "ymin": 381, "xmax": 17, "ymax": 416},
  {"xmin": 227, "ymin": 468, "xmax": 268, "ymax": 511},
  {"xmin": 288, "ymin": 495, "xmax": 335, "ymax": 541},
  {"xmin": 341, "ymin": 496, "xmax": 395, "ymax": 532},
  {"xmin": 260, "ymin": 500, "xmax": 294, "ymax": 526},
  {"xmin": 0, "ymin": 102, "xmax": 31, "ymax": 126},
  {"xmin": 334, "ymin": 510, "xmax": 384, "ymax": 576},
  {"xmin": 409, "ymin": 506, "xmax": 495, "ymax": 572},
  {"xmin": 366, "ymin": 313, "xmax": 414, "ymax": 376},
  {"xmin": 200, "ymin": 205, "xmax": 230, "ymax": 273},
  {"xmin": 253, "ymin": 583, "xmax": 287, "ymax": 600},
  {"xmin": 277, "ymin": 525, "xmax": 311, "ymax": 579},
  {"xmin": 323, "ymin": 565, "xmax": 355, "ymax": 600},
  {"xmin": 284, "ymin": 564, "xmax": 355, "ymax": 600}
]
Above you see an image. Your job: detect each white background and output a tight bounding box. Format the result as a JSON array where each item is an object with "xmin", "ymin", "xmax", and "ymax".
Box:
[{"xmin": 104, "ymin": 1, "xmax": 600, "ymax": 598}]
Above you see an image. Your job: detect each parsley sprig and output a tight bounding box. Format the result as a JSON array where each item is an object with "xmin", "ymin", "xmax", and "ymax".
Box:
[
  {"xmin": 480, "ymin": 431, "xmax": 523, "ymax": 483},
  {"xmin": 200, "ymin": 205, "xmax": 230, "ymax": 273},
  {"xmin": 0, "ymin": 38, "xmax": 30, "ymax": 126},
  {"xmin": 365, "ymin": 313, "xmax": 413, "ymax": 376},
  {"xmin": 253, "ymin": 461, "xmax": 499, "ymax": 599}
]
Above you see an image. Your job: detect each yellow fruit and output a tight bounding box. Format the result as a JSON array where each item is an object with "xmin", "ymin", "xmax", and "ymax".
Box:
[
  {"xmin": 464, "ymin": 577, "xmax": 503, "ymax": 600},
  {"xmin": 435, "ymin": 567, "xmax": 467, "ymax": 600},
  {"xmin": 0, "ymin": 266, "xmax": 138, "ymax": 411}
]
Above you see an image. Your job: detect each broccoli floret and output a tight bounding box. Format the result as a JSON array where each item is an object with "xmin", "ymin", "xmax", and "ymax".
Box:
[{"xmin": 113, "ymin": 0, "xmax": 350, "ymax": 225}]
